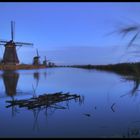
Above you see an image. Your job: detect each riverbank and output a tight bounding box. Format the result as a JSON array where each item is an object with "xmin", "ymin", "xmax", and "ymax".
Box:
[
  {"xmin": 0, "ymin": 64, "xmax": 48, "ymax": 70},
  {"xmin": 68, "ymin": 62, "xmax": 140, "ymax": 76},
  {"xmin": 1, "ymin": 62, "xmax": 140, "ymax": 76}
]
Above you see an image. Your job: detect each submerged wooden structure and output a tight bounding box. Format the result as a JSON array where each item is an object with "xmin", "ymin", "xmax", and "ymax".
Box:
[{"xmin": 6, "ymin": 92, "xmax": 83, "ymax": 110}]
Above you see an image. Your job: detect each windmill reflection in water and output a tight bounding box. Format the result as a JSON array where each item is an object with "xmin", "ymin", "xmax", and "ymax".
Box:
[
  {"xmin": 1, "ymin": 70, "xmax": 40, "ymax": 117},
  {"xmin": 2, "ymin": 71, "xmax": 20, "ymax": 117},
  {"xmin": 2, "ymin": 71, "xmax": 84, "ymax": 131}
]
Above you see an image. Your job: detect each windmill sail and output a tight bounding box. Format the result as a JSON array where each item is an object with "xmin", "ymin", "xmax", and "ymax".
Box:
[
  {"xmin": 11, "ymin": 21, "xmax": 15, "ymax": 41},
  {"xmin": 36, "ymin": 49, "xmax": 39, "ymax": 57}
]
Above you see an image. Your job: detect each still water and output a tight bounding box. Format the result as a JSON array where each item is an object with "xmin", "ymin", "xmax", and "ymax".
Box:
[{"xmin": 0, "ymin": 67, "xmax": 140, "ymax": 138}]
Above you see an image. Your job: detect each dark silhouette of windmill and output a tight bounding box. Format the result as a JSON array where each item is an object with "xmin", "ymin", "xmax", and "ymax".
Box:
[
  {"xmin": 48, "ymin": 60, "xmax": 55, "ymax": 67},
  {"xmin": 43, "ymin": 56, "xmax": 47, "ymax": 66},
  {"xmin": 0, "ymin": 21, "xmax": 33, "ymax": 65},
  {"xmin": 33, "ymin": 49, "xmax": 40, "ymax": 65},
  {"xmin": 43, "ymin": 56, "xmax": 51, "ymax": 66},
  {"xmin": 42, "ymin": 57, "xmax": 55, "ymax": 67}
]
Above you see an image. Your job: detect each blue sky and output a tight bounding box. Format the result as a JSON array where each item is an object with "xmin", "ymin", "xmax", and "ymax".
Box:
[{"xmin": 0, "ymin": 2, "xmax": 140, "ymax": 65}]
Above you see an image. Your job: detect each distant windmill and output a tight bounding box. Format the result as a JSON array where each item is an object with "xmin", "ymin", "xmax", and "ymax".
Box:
[
  {"xmin": 0, "ymin": 21, "xmax": 33, "ymax": 65},
  {"xmin": 33, "ymin": 49, "xmax": 40, "ymax": 65},
  {"xmin": 43, "ymin": 56, "xmax": 50, "ymax": 66},
  {"xmin": 47, "ymin": 59, "xmax": 55, "ymax": 67}
]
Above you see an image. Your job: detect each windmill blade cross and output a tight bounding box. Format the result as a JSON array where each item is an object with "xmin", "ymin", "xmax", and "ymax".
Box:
[
  {"xmin": 11, "ymin": 21, "xmax": 15, "ymax": 41},
  {"xmin": 15, "ymin": 41, "xmax": 33, "ymax": 46},
  {"xmin": 15, "ymin": 44, "xmax": 34, "ymax": 48},
  {"xmin": 11, "ymin": 21, "xmax": 14, "ymax": 41},
  {"xmin": 0, "ymin": 40, "xmax": 8, "ymax": 43},
  {"xmin": 36, "ymin": 49, "xmax": 39, "ymax": 57},
  {"xmin": 0, "ymin": 43, "xmax": 7, "ymax": 46},
  {"xmin": 13, "ymin": 21, "xmax": 15, "ymax": 41}
]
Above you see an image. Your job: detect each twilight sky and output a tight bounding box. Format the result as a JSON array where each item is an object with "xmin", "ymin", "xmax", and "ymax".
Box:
[{"xmin": 0, "ymin": 2, "xmax": 140, "ymax": 65}]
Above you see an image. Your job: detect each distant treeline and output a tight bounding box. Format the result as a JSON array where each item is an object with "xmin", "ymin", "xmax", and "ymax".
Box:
[{"xmin": 67, "ymin": 62, "xmax": 140, "ymax": 76}]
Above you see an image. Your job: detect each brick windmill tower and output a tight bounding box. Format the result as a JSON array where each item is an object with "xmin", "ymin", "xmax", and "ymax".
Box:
[
  {"xmin": 0, "ymin": 21, "xmax": 33, "ymax": 65},
  {"xmin": 33, "ymin": 49, "xmax": 40, "ymax": 65}
]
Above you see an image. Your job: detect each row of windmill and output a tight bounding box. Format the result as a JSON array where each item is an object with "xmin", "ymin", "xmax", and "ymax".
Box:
[
  {"xmin": 0, "ymin": 21, "xmax": 55, "ymax": 67},
  {"xmin": 33, "ymin": 49, "xmax": 55, "ymax": 67}
]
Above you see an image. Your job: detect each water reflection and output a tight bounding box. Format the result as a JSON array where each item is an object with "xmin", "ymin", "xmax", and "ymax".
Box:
[
  {"xmin": 33, "ymin": 72, "xmax": 40, "ymax": 85},
  {"xmin": 93, "ymin": 68, "xmax": 140, "ymax": 137},
  {"xmin": 1, "ymin": 70, "xmax": 48, "ymax": 98},
  {"xmin": 105, "ymin": 65, "xmax": 140, "ymax": 97},
  {"xmin": 31, "ymin": 95, "xmax": 84, "ymax": 131},
  {"xmin": 6, "ymin": 92, "xmax": 84, "ymax": 131},
  {"xmin": 120, "ymin": 124, "xmax": 140, "ymax": 138},
  {"xmin": 2, "ymin": 71, "xmax": 19, "ymax": 99},
  {"xmin": 123, "ymin": 75, "xmax": 140, "ymax": 96},
  {"xmin": 32, "ymin": 71, "xmax": 40, "ymax": 98},
  {"xmin": 118, "ymin": 66, "xmax": 140, "ymax": 97},
  {"xmin": 1, "ymin": 70, "xmax": 85, "ymax": 132},
  {"xmin": 1, "ymin": 68, "xmax": 140, "ymax": 137},
  {"xmin": 119, "ymin": 76, "xmax": 140, "ymax": 137}
]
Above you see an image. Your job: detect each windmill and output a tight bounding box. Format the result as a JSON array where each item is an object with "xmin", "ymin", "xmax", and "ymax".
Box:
[
  {"xmin": 43, "ymin": 57, "xmax": 53, "ymax": 67},
  {"xmin": 43, "ymin": 56, "xmax": 48, "ymax": 66},
  {"xmin": 48, "ymin": 60, "xmax": 55, "ymax": 67},
  {"xmin": 0, "ymin": 21, "xmax": 33, "ymax": 65},
  {"xmin": 33, "ymin": 49, "xmax": 40, "ymax": 65}
]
